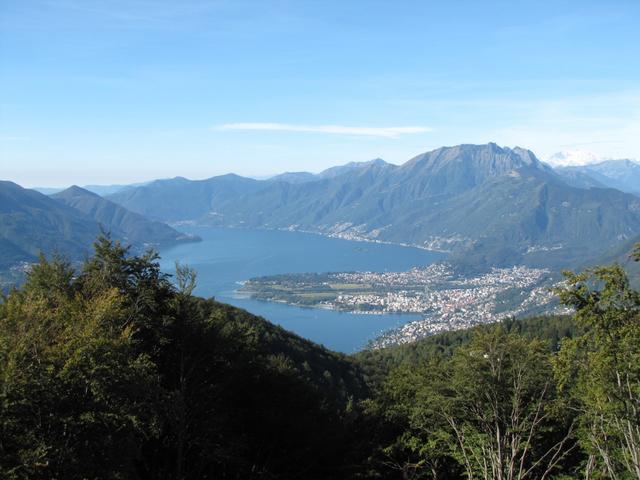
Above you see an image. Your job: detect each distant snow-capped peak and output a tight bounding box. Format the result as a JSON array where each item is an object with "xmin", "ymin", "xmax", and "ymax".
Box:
[{"xmin": 546, "ymin": 150, "xmax": 602, "ymax": 167}]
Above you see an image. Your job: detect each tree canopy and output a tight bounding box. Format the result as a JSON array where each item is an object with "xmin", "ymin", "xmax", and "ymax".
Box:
[{"xmin": 1, "ymin": 236, "xmax": 639, "ymax": 479}]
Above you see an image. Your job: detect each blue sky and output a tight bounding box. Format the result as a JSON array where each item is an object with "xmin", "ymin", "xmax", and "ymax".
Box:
[{"xmin": 1, "ymin": 0, "xmax": 639, "ymax": 187}]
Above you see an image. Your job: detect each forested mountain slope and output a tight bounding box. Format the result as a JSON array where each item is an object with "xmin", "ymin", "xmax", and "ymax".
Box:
[
  {"xmin": 0, "ymin": 238, "xmax": 368, "ymax": 479},
  {"xmin": 108, "ymin": 174, "xmax": 264, "ymax": 222},
  {"xmin": 52, "ymin": 185, "xmax": 198, "ymax": 249},
  {"xmin": 0, "ymin": 182, "xmax": 199, "ymax": 279},
  {"xmin": 0, "ymin": 181, "xmax": 101, "ymax": 267},
  {"xmin": 108, "ymin": 144, "xmax": 640, "ymax": 271}
]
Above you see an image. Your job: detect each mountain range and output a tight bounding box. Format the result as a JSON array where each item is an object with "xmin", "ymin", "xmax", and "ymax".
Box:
[
  {"xmin": 52, "ymin": 186, "xmax": 198, "ymax": 249},
  {"xmin": 107, "ymin": 143, "xmax": 640, "ymax": 272},
  {"xmin": 0, "ymin": 182, "xmax": 198, "ymax": 273},
  {"xmin": 269, "ymin": 158, "xmax": 391, "ymax": 184},
  {"xmin": 0, "ymin": 181, "xmax": 102, "ymax": 269},
  {"xmin": 34, "ymin": 181, "xmax": 149, "ymax": 196},
  {"xmin": 5, "ymin": 143, "xmax": 640, "ymax": 277},
  {"xmin": 555, "ymin": 159, "xmax": 640, "ymax": 196}
]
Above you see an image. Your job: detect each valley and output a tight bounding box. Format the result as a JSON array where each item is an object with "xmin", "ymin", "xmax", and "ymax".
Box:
[
  {"xmin": 4, "ymin": 144, "xmax": 640, "ymax": 347},
  {"xmin": 157, "ymin": 226, "xmax": 441, "ymax": 352},
  {"xmin": 241, "ymin": 263, "xmax": 565, "ymax": 346},
  {"xmin": 5, "ymin": 4, "xmax": 639, "ymax": 476}
]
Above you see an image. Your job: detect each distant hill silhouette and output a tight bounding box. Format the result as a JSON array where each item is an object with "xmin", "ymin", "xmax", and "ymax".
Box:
[
  {"xmin": 555, "ymin": 159, "xmax": 640, "ymax": 196},
  {"xmin": 0, "ymin": 181, "xmax": 101, "ymax": 267},
  {"xmin": 52, "ymin": 185, "xmax": 199, "ymax": 249},
  {"xmin": 0, "ymin": 181, "xmax": 198, "ymax": 272}
]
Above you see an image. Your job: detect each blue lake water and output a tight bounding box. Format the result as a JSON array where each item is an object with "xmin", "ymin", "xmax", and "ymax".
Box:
[{"xmin": 159, "ymin": 227, "xmax": 444, "ymax": 353}]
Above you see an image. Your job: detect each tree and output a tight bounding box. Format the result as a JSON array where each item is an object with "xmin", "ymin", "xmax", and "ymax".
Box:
[
  {"xmin": 175, "ymin": 262, "xmax": 197, "ymax": 297},
  {"xmin": 78, "ymin": 235, "xmax": 175, "ymax": 361},
  {"xmin": 442, "ymin": 326, "xmax": 575, "ymax": 480},
  {"xmin": 0, "ymin": 255, "xmax": 162, "ymax": 479},
  {"xmin": 376, "ymin": 358, "xmax": 457, "ymax": 480},
  {"xmin": 370, "ymin": 326, "xmax": 576, "ymax": 480},
  {"xmin": 556, "ymin": 264, "xmax": 640, "ymax": 479}
]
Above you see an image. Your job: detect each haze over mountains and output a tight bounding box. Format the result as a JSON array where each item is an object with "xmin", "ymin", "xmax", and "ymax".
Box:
[
  {"xmin": 0, "ymin": 181, "xmax": 102, "ymax": 268},
  {"xmin": 0, "ymin": 182, "xmax": 197, "ymax": 272},
  {"xmin": 107, "ymin": 143, "xmax": 640, "ymax": 272},
  {"xmin": 555, "ymin": 159, "xmax": 640, "ymax": 196},
  {"xmin": 52, "ymin": 186, "xmax": 199, "ymax": 249},
  {"xmin": 269, "ymin": 159, "xmax": 391, "ymax": 184},
  {"xmin": 34, "ymin": 182, "xmax": 148, "ymax": 196},
  {"xmin": 4, "ymin": 143, "xmax": 640, "ymax": 277}
]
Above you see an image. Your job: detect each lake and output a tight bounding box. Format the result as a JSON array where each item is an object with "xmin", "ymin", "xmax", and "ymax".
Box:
[{"xmin": 159, "ymin": 226, "xmax": 444, "ymax": 352}]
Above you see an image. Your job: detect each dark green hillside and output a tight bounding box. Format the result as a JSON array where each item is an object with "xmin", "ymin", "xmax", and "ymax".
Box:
[
  {"xmin": 0, "ymin": 181, "xmax": 101, "ymax": 265},
  {"xmin": 350, "ymin": 264, "xmax": 638, "ymax": 480},
  {"xmin": 353, "ymin": 315, "xmax": 578, "ymax": 388},
  {"xmin": 52, "ymin": 185, "xmax": 199, "ymax": 249},
  {"xmin": 0, "ymin": 238, "xmax": 368, "ymax": 479}
]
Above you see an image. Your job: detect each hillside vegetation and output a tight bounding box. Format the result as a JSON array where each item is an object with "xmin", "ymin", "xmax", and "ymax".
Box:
[{"xmin": 1, "ymin": 237, "xmax": 639, "ymax": 479}]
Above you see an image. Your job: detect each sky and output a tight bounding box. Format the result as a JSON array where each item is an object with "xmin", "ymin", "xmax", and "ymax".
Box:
[{"xmin": 1, "ymin": 0, "xmax": 639, "ymax": 187}]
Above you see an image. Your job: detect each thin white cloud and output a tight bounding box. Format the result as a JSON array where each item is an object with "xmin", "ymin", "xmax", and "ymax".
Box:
[{"xmin": 215, "ymin": 122, "xmax": 432, "ymax": 138}]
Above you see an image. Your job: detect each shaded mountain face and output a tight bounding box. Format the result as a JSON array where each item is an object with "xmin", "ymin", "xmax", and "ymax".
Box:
[
  {"xmin": 0, "ymin": 181, "xmax": 200, "ymax": 274},
  {"xmin": 106, "ymin": 144, "xmax": 640, "ymax": 272},
  {"xmin": 267, "ymin": 159, "xmax": 393, "ymax": 184},
  {"xmin": 52, "ymin": 186, "xmax": 199, "ymax": 249},
  {"xmin": 0, "ymin": 181, "xmax": 101, "ymax": 268},
  {"xmin": 108, "ymin": 174, "xmax": 263, "ymax": 222},
  {"xmin": 555, "ymin": 159, "xmax": 640, "ymax": 196},
  {"xmin": 553, "ymin": 169, "xmax": 608, "ymax": 190}
]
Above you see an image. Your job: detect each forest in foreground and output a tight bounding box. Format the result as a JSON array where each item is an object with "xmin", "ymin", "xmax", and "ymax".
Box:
[{"xmin": 1, "ymin": 237, "xmax": 639, "ymax": 479}]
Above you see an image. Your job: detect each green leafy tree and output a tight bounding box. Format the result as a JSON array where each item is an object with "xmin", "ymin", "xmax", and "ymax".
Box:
[
  {"xmin": 1, "ymin": 235, "xmax": 367, "ymax": 479},
  {"xmin": 375, "ymin": 358, "xmax": 457, "ymax": 480},
  {"xmin": 443, "ymin": 327, "xmax": 575, "ymax": 480},
  {"xmin": 377, "ymin": 326, "xmax": 576, "ymax": 480},
  {"xmin": 556, "ymin": 264, "xmax": 640, "ymax": 479},
  {"xmin": 0, "ymin": 254, "xmax": 162, "ymax": 479}
]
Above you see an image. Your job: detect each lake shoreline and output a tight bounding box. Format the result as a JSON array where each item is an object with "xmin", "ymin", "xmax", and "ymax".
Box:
[{"xmin": 158, "ymin": 226, "xmax": 440, "ymax": 352}]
